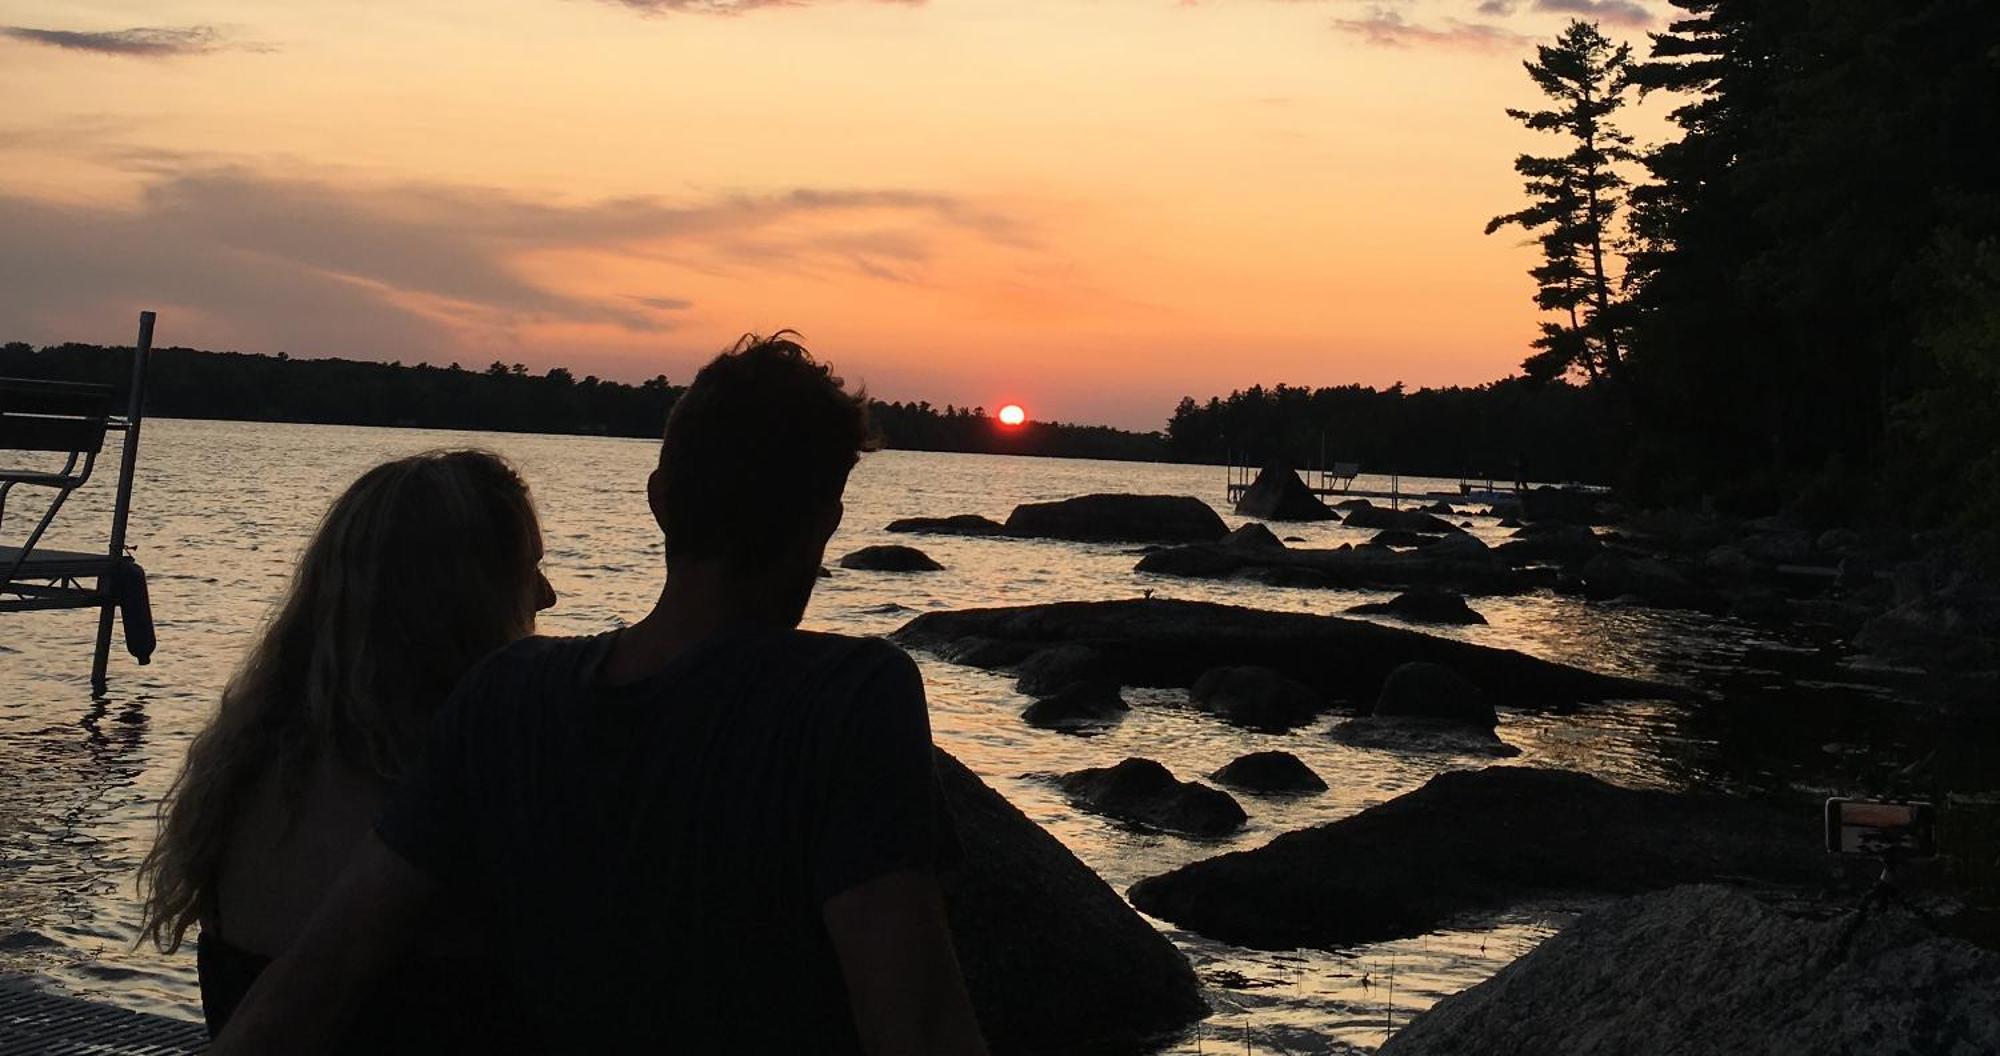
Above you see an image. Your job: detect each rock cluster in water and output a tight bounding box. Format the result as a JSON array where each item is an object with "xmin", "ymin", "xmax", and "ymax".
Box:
[
  {"xmin": 1056, "ymin": 757, "xmax": 1248, "ymax": 837},
  {"xmin": 1127, "ymin": 766, "xmax": 1824, "ymax": 949}
]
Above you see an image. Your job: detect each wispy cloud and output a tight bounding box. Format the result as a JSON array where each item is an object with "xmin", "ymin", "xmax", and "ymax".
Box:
[
  {"xmin": 0, "ymin": 25, "xmax": 265, "ymax": 58},
  {"xmin": 1333, "ymin": 9, "xmax": 1530, "ymax": 51},
  {"xmin": 0, "ymin": 161, "xmax": 1031, "ymax": 362},
  {"xmin": 596, "ymin": 0, "xmax": 922, "ymax": 15},
  {"xmin": 1532, "ymin": 0, "xmax": 1651, "ymax": 28}
]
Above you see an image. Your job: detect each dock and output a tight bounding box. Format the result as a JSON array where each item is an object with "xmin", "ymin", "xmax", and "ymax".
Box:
[
  {"xmin": 1224, "ymin": 458, "xmax": 1525, "ymax": 511},
  {"xmin": 0, "ymin": 977, "xmax": 204, "ymax": 1055}
]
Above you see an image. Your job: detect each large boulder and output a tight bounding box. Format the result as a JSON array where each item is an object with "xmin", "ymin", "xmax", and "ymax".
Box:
[
  {"xmin": 935, "ymin": 751, "xmax": 1208, "ymax": 1053},
  {"xmin": 1369, "ymin": 529, "xmax": 1433, "ymax": 549},
  {"xmin": 1370, "ymin": 661, "xmax": 1495, "ymax": 727},
  {"xmin": 1210, "ymin": 751, "xmax": 1327, "ymax": 795},
  {"xmin": 838, "ymin": 544, "xmax": 944, "ymax": 572},
  {"xmin": 1233, "ymin": 464, "xmax": 1338, "ymax": 521},
  {"xmin": 1057, "ymin": 758, "xmax": 1248, "ymax": 837},
  {"xmin": 1126, "ymin": 767, "xmax": 1824, "ymax": 950},
  {"xmin": 1004, "ymin": 494, "xmax": 1228, "ymax": 544},
  {"xmin": 1342, "ymin": 504, "xmax": 1460, "ymax": 533},
  {"xmin": 1189, "ymin": 665, "xmax": 1324, "ymax": 732},
  {"xmin": 1021, "ymin": 681, "xmax": 1128, "ymax": 731},
  {"xmin": 886, "ymin": 514, "xmax": 1009, "ymax": 536},
  {"xmin": 1377, "ymin": 885, "xmax": 2000, "ymax": 1056},
  {"xmin": 1347, "ymin": 589, "xmax": 1487, "ymax": 625},
  {"xmin": 894, "ymin": 599, "xmax": 1679, "ymax": 712}
]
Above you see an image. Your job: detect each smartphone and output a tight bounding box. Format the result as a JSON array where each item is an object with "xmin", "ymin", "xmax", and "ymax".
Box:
[{"xmin": 1824, "ymin": 798, "xmax": 1936, "ymax": 858}]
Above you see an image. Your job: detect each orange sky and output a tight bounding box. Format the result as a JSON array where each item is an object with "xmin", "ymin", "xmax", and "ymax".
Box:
[{"xmin": 0, "ymin": 0, "xmax": 1668, "ymax": 429}]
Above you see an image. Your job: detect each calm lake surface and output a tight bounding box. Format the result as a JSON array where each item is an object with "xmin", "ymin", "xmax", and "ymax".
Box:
[{"xmin": 0, "ymin": 419, "xmax": 1786, "ymax": 1052}]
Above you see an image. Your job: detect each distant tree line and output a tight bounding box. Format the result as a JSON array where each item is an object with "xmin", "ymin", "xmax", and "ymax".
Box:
[
  {"xmin": 1163, "ymin": 379, "xmax": 1620, "ymax": 484},
  {"xmin": 1488, "ymin": 2, "xmax": 2000, "ymax": 541},
  {"xmin": 0, "ymin": 342, "xmax": 1173, "ymax": 462}
]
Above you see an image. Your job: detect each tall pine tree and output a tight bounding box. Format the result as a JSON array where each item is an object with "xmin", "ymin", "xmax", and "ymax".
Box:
[{"xmin": 1487, "ymin": 20, "xmax": 1637, "ymax": 384}]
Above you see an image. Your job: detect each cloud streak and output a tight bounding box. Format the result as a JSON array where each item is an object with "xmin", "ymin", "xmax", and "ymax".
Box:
[
  {"xmin": 596, "ymin": 0, "xmax": 922, "ymax": 15},
  {"xmin": 0, "ymin": 162, "xmax": 1030, "ymax": 363},
  {"xmin": 0, "ymin": 25, "xmax": 262, "ymax": 57},
  {"xmin": 1533, "ymin": 0, "xmax": 1651, "ymax": 27},
  {"xmin": 1332, "ymin": 9, "xmax": 1530, "ymax": 51}
]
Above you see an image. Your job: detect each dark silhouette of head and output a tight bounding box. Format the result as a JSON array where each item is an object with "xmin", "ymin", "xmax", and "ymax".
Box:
[{"xmin": 650, "ymin": 331, "xmax": 876, "ymax": 625}]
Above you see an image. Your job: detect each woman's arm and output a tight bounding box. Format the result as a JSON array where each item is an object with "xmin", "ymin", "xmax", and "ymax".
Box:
[{"xmin": 209, "ymin": 834, "xmax": 437, "ymax": 1055}]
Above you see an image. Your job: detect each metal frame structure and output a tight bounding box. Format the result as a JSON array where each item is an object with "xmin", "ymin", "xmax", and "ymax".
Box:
[{"xmin": 0, "ymin": 311, "xmax": 157, "ymax": 694}]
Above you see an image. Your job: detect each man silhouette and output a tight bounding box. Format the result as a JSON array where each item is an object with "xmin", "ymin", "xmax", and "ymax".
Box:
[{"xmin": 213, "ymin": 334, "xmax": 987, "ymax": 1055}]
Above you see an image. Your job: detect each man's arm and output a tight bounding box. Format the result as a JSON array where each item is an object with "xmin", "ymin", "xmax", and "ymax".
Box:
[
  {"xmin": 823, "ymin": 869, "xmax": 988, "ymax": 1056},
  {"xmin": 209, "ymin": 834, "xmax": 437, "ymax": 1056}
]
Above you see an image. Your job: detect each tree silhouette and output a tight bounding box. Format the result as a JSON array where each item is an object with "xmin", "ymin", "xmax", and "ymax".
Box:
[{"xmin": 1488, "ymin": 20, "xmax": 1638, "ymax": 384}]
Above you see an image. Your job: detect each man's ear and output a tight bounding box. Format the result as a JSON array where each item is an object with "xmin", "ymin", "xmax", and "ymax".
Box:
[{"xmin": 647, "ymin": 468, "xmax": 669, "ymax": 533}]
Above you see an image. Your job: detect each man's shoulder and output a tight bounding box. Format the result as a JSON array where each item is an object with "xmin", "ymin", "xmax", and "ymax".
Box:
[
  {"xmin": 762, "ymin": 630, "xmax": 916, "ymax": 682},
  {"xmin": 461, "ymin": 632, "xmax": 607, "ymax": 694}
]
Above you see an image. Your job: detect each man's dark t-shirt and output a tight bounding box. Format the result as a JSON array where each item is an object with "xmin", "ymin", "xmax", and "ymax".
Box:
[{"xmin": 374, "ymin": 628, "xmax": 960, "ymax": 1053}]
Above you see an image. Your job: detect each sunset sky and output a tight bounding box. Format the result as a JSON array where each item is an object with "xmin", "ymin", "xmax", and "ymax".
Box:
[{"xmin": 0, "ymin": 0, "xmax": 1666, "ymax": 429}]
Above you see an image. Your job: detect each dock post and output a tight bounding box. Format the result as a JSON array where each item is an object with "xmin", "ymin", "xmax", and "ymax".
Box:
[{"xmin": 91, "ymin": 310, "xmax": 153, "ymax": 696}]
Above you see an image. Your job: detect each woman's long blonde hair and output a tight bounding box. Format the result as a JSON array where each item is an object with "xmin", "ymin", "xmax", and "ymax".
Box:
[{"xmin": 138, "ymin": 450, "xmax": 544, "ymax": 952}]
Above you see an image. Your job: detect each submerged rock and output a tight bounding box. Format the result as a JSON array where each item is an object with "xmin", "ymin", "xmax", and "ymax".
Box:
[
  {"xmin": 1377, "ymin": 885, "xmax": 2000, "ymax": 1056},
  {"xmin": 1342, "ymin": 505, "xmax": 1461, "ymax": 533},
  {"xmin": 1347, "ymin": 589, "xmax": 1488, "ymax": 625},
  {"xmin": 886, "ymin": 513, "xmax": 1009, "ymax": 536},
  {"xmin": 1233, "ymin": 465, "xmax": 1339, "ymax": 522},
  {"xmin": 1190, "ymin": 665, "xmax": 1324, "ymax": 732},
  {"xmin": 1004, "ymin": 494, "xmax": 1228, "ymax": 545},
  {"xmin": 838, "ymin": 544, "xmax": 944, "ymax": 572},
  {"xmin": 1057, "ymin": 757, "xmax": 1247, "ymax": 837},
  {"xmin": 935, "ymin": 751, "xmax": 1208, "ymax": 1053},
  {"xmin": 1326, "ymin": 716, "xmax": 1521, "ymax": 757},
  {"xmin": 1021, "ymin": 681, "xmax": 1128, "ymax": 730},
  {"xmin": 893, "ymin": 599, "xmax": 1677, "ymax": 712},
  {"xmin": 1220, "ymin": 523, "xmax": 1287, "ymax": 551},
  {"xmin": 1371, "ymin": 661, "xmax": 1495, "ymax": 727},
  {"xmin": 1210, "ymin": 751, "xmax": 1327, "ymax": 795},
  {"xmin": 1325, "ymin": 660, "xmax": 1509, "ymax": 755},
  {"xmin": 1127, "ymin": 767, "xmax": 1822, "ymax": 950}
]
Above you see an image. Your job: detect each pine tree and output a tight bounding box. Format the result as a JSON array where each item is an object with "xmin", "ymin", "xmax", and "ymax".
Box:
[{"xmin": 1487, "ymin": 20, "xmax": 1638, "ymax": 383}]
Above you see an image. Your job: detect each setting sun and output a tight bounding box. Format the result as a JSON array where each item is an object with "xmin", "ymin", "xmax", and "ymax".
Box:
[{"xmin": 997, "ymin": 404, "xmax": 1026, "ymax": 427}]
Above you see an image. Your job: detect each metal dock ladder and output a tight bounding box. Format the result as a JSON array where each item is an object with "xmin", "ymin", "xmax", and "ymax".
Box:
[{"xmin": 0, "ymin": 311, "xmax": 159, "ymax": 694}]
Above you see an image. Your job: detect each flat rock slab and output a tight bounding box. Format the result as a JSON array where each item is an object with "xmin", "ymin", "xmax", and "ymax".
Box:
[
  {"xmin": 1005, "ymin": 494, "xmax": 1228, "ymax": 544},
  {"xmin": 1378, "ymin": 885, "xmax": 2000, "ymax": 1056},
  {"xmin": 893, "ymin": 599, "xmax": 1676, "ymax": 711},
  {"xmin": 838, "ymin": 544, "xmax": 944, "ymax": 572},
  {"xmin": 1136, "ymin": 542, "xmax": 1527, "ymax": 595},
  {"xmin": 886, "ymin": 514, "xmax": 1009, "ymax": 536},
  {"xmin": 936, "ymin": 750, "xmax": 1207, "ymax": 1054},
  {"xmin": 1127, "ymin": 767, "xmax": 1825, "ymax": 950}
]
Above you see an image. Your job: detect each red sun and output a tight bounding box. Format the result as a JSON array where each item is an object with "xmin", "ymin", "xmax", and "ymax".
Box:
[{"xmin": 997, "ymin": 404, "xmax": 1027, "ymax": 427}]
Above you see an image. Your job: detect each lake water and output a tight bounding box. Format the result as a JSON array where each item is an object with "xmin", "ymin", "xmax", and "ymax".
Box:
[{"xmin": 0, "ymin": 419, "xmax": 1783, "ymax": 1052}]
